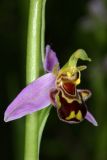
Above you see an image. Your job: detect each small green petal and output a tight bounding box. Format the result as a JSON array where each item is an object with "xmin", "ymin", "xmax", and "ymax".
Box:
[{"xmin": 77, "ymin": 65, "xmax": 87, "ymax": 71}]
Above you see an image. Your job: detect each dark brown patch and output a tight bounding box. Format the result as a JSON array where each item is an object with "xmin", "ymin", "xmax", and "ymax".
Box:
[{"xmin": 57, "ymin": 92, "xmax": 87, "ymax": 122}]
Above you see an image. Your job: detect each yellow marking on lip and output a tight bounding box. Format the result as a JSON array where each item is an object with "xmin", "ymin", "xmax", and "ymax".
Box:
[
  {"xmin": 76, "ymin": 110, "xmax": 83, "ymax": 120},
  {"xmin": 79, "ymin": 90, "xmax": 91, "ymax": 101},
  {"xmin": 66, "ymin": 111, "xmax": 75, "ymax": 120},
  {"xmin": 67, "ymin": 72, "xmax": 71, "ymax": 78},
  {"xmin": 75, "ymin": 78, "xmax": 80, "ymax": 85},
  {"xmin": 55, "ymin": 94, "xmax": 61, "ymax": 109}
]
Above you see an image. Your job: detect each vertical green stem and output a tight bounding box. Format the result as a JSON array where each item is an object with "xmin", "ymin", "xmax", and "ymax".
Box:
[
  {"xmin": 24, "ymin": 0, "xmax": 46, "ymax": 160},
  {"xmin": 26, "ymin": 0, "xmax": 42, "ymax": 83},
  {"xmin": 41, "ymin": 0, "xmax": 46, "ymax": 62}
]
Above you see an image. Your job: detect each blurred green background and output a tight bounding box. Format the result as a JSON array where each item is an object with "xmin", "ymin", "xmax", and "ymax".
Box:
[{"xmin": 1, "ymin": 0, "xmax": 107, "ymax": 159}]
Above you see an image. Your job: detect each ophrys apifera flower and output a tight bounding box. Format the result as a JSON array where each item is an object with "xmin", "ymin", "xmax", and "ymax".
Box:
[{"xmin": 4, "ymin": 45, "xmax": 97, "ymax": 126}]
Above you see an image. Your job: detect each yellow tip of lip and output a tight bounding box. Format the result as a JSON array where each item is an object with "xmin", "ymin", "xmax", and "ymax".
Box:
[
  {"xmin": 76, "ymin": 110, "xmax": 83, "ymax": 120},
  {"xmin": 66, "ymin": 111, "xmax": 75, "ymax": 120}
]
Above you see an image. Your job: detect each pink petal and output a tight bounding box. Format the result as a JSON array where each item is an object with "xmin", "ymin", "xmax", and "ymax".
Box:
[
  {"xmin": 44, "ymin": 45, "xmax": 59, "ymax": 72},
  {"xmin": 85, "ymin": 111, "xmax": 98, "ymax": 126},
  {"xmin": 4, "ymin": 73, "xmax": 56, "ymax": 122}
]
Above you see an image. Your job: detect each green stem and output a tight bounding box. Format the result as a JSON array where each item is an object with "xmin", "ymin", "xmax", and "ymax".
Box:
[
  {"xmin": 41, "ymin": 0, "xmax": 46, "ymax": 62},
  {"xmin": 26, "ymin": 0, "xmax": 42, "ymax": 83},
  {"xmin": 24, "ymin": 0, "xmax": 47, "ymax": 160}
]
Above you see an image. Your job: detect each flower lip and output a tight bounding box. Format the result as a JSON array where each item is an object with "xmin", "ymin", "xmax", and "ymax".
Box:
[{"xmin": 57, "ymin": 92, "xmax": 87, "ymax": 124}]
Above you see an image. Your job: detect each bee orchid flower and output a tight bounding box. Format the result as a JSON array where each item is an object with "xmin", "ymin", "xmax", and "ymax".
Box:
[{"xmin": 4, "ymin": 45, "xmax": 98, "ymax": 126}]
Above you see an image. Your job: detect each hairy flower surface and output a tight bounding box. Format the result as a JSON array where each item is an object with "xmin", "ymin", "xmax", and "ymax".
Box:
[{"xmin": 4, "ymin": 45, "xmax": 97, "ymax": 126}]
